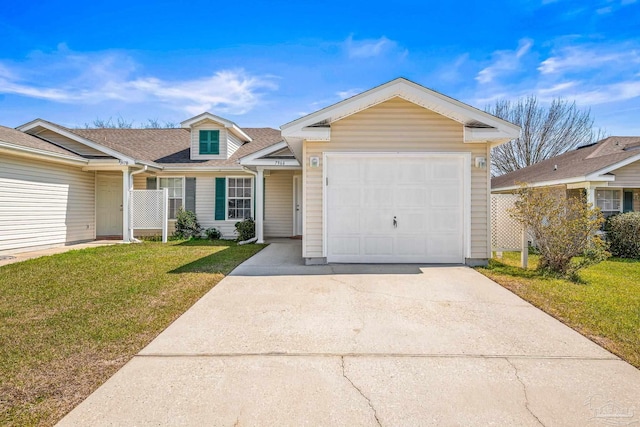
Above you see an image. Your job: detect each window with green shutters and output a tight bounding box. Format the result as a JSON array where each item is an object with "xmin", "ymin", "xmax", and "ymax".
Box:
[{"xmin": 199, "ymin": 130, "xmax": 220, "ymax": 155}]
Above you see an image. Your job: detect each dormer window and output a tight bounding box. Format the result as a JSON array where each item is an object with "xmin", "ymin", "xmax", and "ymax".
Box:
[{"xmin": 199, "ymin": 130, "xmax": 220, "ymax": 155}]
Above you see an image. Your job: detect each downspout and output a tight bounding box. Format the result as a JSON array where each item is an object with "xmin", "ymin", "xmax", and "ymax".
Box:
[{"xmin": 128, "ymin": 165, "xmax": 148, "ymax": 243}]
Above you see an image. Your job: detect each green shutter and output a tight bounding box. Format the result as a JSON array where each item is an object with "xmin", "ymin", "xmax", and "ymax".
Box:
[
  {"xmin": 185, "ymin": 177, "xmax": 196, "ymax": 212},
  {"xmin": 199, "ymin": 130, "xmax": 220, "ymax": 155},
  {"xmin": 210, "ymin": 130, "xmax": 220, "ymax": 155},
  {"xmin": 215, "ymin": 177, "xmax": 226, "ymax": 220},
  {"xmin": 146, "ymin": 177, "xmax": 157, "ymax": 189}
]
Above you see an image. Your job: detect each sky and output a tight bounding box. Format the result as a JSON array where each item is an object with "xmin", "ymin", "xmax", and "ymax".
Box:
[{"xmin": 0, "ymin": 0, "xmax": 639, "ymax": 135}]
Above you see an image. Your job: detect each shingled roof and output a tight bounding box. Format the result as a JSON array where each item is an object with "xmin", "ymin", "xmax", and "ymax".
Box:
[
  {"xmin": 492, "ymin": 136, "xmax": 640, "ymax": 190},
  {"xmin": 68, "ymin": 127, "xmax": 283, "ymax": 167},
  {"xmin": 0, "ymin": 125, "xmax": 84, "ymax": 159}
]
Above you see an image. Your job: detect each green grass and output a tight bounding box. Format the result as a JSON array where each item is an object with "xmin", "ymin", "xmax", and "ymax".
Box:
[
  {"xmin": 477, "ymin": 253, "xmax": 640, "ymax": 369},
  {"xmin": 0, "ymin": 240, "xmax": 265, "ymax": 426}
]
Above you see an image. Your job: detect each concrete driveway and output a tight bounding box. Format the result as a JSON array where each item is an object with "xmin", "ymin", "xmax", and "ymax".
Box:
[{"xmin": 58, "ymin": 240, "xmax": 640, "ymax": 426}]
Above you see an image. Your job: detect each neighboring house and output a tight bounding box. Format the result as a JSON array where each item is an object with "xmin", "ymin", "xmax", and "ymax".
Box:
[
  {"xmin": 492, "ymin": 136, "xmax": 640, "ymax": 217},
  {"xmin": 1, "ymin": 78, "xmax": 520, "ymax": 265}
]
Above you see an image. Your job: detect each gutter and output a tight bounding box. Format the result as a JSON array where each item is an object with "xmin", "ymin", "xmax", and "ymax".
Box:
[{"xmin": 0, "ymin": 141, "xmax": 89, "ymax": 165}]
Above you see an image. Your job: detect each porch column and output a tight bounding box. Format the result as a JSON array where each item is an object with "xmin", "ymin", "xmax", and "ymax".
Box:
[
  {"xmin": 122, "ymin": 169, "xmax": 131, "ymax": 243},
  {"xmin": 256, "ymin": 167, "xmax": 265, "ymax": 244},
  {"xmin": 586, "ymin": 185, "xmax": 596, "ymax": 208}
]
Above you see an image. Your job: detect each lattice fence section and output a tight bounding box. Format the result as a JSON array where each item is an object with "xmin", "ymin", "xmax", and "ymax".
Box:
[
  {"xmin": 130, "ymin": 189, "xmax": 166, "ymax": 229},
  {"xmin": 491, "ymin": 194, "xmax": 524, "ymax": 252}
]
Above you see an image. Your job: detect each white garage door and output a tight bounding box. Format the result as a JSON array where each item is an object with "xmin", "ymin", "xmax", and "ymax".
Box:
[{"xmin": 326, "ymin": 154, "xmax": 466, "ymax": 263}]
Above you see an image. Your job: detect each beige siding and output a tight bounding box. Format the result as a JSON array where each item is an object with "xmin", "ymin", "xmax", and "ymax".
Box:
[
  {"xmin": 610, "ymin": 161, "xmax": 640, "ymax": 187},
  {"xmin": 264, "ymin": 170, "xmax": 295, "ymax": 237},
  {"xmin": 34, "ymin": 129, "xmax": 107, "ymax": 157},
  {"xmin": 190, "ymin": 121, "xmax": 228, "ymax": 160},
  {"xmin": 303, "ymin": 97, "xmax": 490, "ymax": 260},
  {"xmin": 0, "ymin": 154, "xmax": 95, "ymax": 254},
  {"xmin": 133, "ymin": 171, "xmax": 255, "ymax": 239}
]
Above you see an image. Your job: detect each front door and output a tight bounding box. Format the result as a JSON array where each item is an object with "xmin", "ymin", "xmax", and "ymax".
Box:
[
  {"xmin": 97, "ymin": 174, "xmax": 123, "ymax": 237},
  {"xmin": 293, "ymin": 175, "xmax": 303, "ymax": 236},
  {"xmin": 624, "ymin": 191, "xmax": 634, "ymax": 213}
]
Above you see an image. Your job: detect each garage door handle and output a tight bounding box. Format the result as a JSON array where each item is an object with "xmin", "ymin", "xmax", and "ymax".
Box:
[{"xmin": 393, "ymin": 216, "xmax": 397, "ymax": 228}]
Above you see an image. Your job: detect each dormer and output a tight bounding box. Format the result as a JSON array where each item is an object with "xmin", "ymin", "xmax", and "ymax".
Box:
[{"xmin": 180, "ymin": 113, "xmax": 252, "ymax": 161}]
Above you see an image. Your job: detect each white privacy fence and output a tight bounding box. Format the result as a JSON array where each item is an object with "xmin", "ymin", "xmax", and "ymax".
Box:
[
  {"xmin": 130, "ymin": 189, "xmax": 168, "ymax": 242},
  {"xmin": 490, "ymin": 194, "xmax": 529, "ymax": 267}
]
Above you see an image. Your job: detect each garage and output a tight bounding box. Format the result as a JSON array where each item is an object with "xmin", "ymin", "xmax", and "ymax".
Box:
[{"xmin": 325, "ymin": 153, "xmax": 469, "ymax": 264}]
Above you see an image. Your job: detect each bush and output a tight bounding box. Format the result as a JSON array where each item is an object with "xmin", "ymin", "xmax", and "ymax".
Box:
[
  {"xmin": 510, "ymin": 186, "xmax": 609, "ymax": 279},
  {"xmin": 606, "ymin": 212, "xmax": 640, "ymax": 258},
  {"xmin": 235, "ymin": 218, "xmax": 255, "ymax": 242},
  {"xmin": 174, "ymin": 208, "xmax": 202, "ymax": 239},
  {"xmin": 205, "ymin": 227, "xmax": 222, "ymax": 240}
]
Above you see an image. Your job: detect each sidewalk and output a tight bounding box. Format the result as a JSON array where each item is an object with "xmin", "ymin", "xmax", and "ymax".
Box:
[{"xmin": 0, "ymin": 240, "xmax": 124, "ymax": 267}]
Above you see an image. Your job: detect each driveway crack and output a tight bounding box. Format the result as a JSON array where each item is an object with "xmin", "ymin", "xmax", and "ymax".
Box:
[
  {"xmin": 505, "ymin": 358, "xmax": 545, "ymax": 426},
  {"xmin": 341, "ymin": 356, "xmax": 382, "ymax": 426}
]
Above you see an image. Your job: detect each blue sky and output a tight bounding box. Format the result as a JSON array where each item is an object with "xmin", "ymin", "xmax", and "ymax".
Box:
[{"xmin": 1, "ymin": 0, "xmax": 639, "ymax": 135}]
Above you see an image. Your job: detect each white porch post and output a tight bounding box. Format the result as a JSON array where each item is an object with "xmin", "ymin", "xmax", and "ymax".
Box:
[
  {"xmin": 256, "ymin": 167, "xmax": 265, "ymax": 244},
  {"xmin": 122, "ymin": 168, "xmax": 131, "ymax": 243},
  {"xmin": 586, "ymin": 185, "xmax": 596, "ymax": 207}
]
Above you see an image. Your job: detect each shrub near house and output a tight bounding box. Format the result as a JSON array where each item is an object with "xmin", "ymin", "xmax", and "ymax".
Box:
[
  {"xmin": 606, "ymin": 212, "xmax": 640, "ymax": 259},
  {"xmin": 510, "ymin": 186, "xmax": 609, "ymax": 278}
]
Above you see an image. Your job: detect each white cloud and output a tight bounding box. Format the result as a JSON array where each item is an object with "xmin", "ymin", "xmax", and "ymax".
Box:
[
  {"xmin": 344, "ymin": 35, "xmax": 403, "ymax": 59},
  {"xmin": 336, "ymin": 88, "xmax": 361, "ymax": 100},
  {"xmin": 539, "ymin": 45, "xmax": 640, "ymax": 74},
  {"xmin": 476, "ymin": 39, "xmax": 533, "ymax": 84},
  {"xmin": 0, "ymin": 48, "xmax": 278, "ymax": 115}
]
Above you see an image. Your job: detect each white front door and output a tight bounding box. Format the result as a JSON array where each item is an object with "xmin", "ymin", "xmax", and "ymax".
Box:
[
  {"xmin": 293, "ymin": 175, "xmax": 303, "ymax": 236},
  {"xmin": 96, "ymin": 175, "xmax": 123, "ymax": 236},
  {"xmin": 326, "ymin": 154, "xmax": 467, "ymax": 264}
]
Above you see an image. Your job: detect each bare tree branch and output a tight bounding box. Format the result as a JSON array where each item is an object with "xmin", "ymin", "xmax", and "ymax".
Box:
[{"xmin": 487, "ymin": 96, "xmax": 606, "ymax": 176}]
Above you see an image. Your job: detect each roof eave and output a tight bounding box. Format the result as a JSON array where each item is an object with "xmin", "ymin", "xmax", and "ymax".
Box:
[{"xmin": 492, "ymin": 175, "xmax": 616, "ymax": 192}]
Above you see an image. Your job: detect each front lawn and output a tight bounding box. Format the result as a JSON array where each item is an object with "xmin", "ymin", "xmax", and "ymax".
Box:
[
  {"xmin": 0, "ymin": 240, "xmax": 265, "ymax": 426},
  {"xmin": 478, "ymin": 253, "xmax": 640, "ymax": 369}
]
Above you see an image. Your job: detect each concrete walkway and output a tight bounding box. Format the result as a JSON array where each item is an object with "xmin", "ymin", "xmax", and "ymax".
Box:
[
  {"xmin": 0, "ymin": 240, "xmax": 123, "ymax": 267},
  {"xmin": 58, "ymin": 240, "xmax": 640, "ymax": 426}
]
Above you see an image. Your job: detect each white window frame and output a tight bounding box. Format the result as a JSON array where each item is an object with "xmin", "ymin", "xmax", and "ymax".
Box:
[
  {"xmin": 596, "ymin": 189, "xmax": 622, "ymax": 215},
  {"xmin": 157, "ymin": 176, "xmax": 185, "ymax": 220},
  {"xmin": 226, "ymin": 176, "xmax": 254, "ymax": 221}
]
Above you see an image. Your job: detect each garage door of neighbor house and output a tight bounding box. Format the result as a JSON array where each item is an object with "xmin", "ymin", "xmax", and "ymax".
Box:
[{"xmin": 325, "ymin": 153, "xmax": 467, "ymax": 264}]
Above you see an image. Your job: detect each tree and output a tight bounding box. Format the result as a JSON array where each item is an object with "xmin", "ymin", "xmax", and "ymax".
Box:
[
  {"xmin": 84, "ymin": 117, "xmax": 177, "ymax": 129},
  {"xmin": 509, "ymin": 186, "xmax": 609, "ymax": 279},
  {"xmin": 487, "ymin": 96, "xmax": 605, "ymax": 176}
]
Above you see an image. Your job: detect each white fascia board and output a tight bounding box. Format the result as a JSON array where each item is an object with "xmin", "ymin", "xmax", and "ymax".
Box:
[
  {"xmin": 492, "ymin": 175, "xmax": 616, "ymax": 192},
  {"xmin": 228, "ymin": 124, "xmax": 252, "ymax": 142},
  {"xmin": 280, "ymin": 78, "xmax": 521, "ymax": 144},
  {"xmin": 464, "ymin": 127, "xmax": 520, "ymax": 144},
  {"xmin": 281, "ymin": 136, "xmax": 304, "ymax": 162},
  {"xmin": 566, "ymin": 181, "xmax": 612, "ymax": 189},
  {"xmin": 0, "ymin": 142, "xmax": 88, "ymax": 165},
  {"xmin": 585, "ymin": 153, "xmax": 640, "ymax": 178},
  {"xmin": 281, "ymin": 127, "xmax": 331, "ymax": 141},
  {"xmin": 239, "ymin": 141, "xmax": 289, "ymax": 163},
  {"xmin": 17, "ymin": 120, "xmax": 136, "ymax": 164},
  {"xmin": 160, "ymin": 165, "xmax": 244, "ymax": 172},
  {"xmin": 241, "ymin": 158, "xmax": 301, "ymax": 167}
]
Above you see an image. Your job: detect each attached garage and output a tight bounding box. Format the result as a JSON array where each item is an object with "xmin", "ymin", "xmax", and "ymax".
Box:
[
  {"xmin": 281, "ymin": 78, "xmax": 521, "ymax": 266},
  {"xmin": 325, "ymin": 153, "xmax": 469, "ymax": 263}
]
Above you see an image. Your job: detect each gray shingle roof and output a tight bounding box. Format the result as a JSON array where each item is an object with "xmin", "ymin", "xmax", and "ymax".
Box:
[
  {"xmin": 68, "ymin": 127, "xmax": 283, "ymax": 167},
  {"xmin": 0, "ymin": 125, "xmax": 84, "ymax": 159},
  {"xmin": 492, "ymin": 136, "xmax": 640, "ymax": 190}
]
